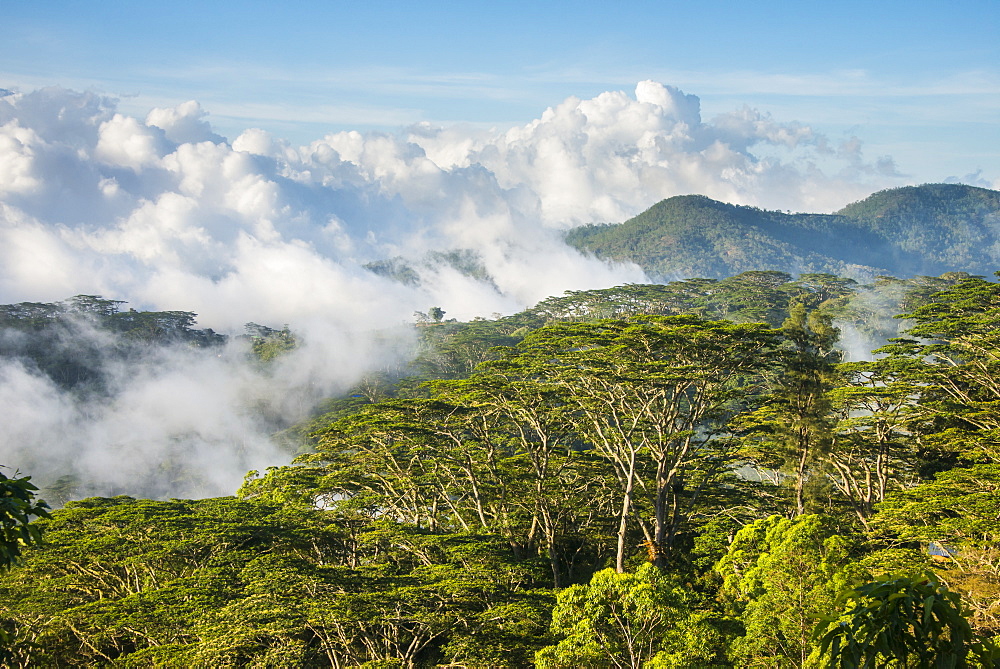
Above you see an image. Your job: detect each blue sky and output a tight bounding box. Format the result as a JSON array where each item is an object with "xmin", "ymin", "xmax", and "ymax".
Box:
[{"xmin": 2, "ymin": 0, "xmax": 998, "ymax": 186}]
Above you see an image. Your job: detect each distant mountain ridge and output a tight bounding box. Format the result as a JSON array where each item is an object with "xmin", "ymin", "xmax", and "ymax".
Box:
[{"xmin": 564, "ymin": 184, "xmax": 1000, "ymax": 280}]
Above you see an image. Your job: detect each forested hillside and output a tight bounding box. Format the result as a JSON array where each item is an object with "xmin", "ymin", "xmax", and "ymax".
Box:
[
  {"xmin": 566, "ymin": 184, "xmax": 1000, "ymax": 280},
  {"xmin": 3, "ymin": 270, "xmax": 1000, "ymax": 666}
]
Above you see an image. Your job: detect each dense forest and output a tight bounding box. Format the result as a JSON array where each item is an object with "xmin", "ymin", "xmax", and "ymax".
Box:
[
  {"xmin": 565, "ymin": 184, "xmax": 1000, "ymax": 280},
  {"xmin": 3, "ymin": 268, "xmax": 1000, "ymax": 666}
]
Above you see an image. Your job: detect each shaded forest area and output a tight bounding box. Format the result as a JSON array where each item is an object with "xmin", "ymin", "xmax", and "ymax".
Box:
[{"xmin": 3, "ymin": 270, "xmax": 1000, "ymax": 666}]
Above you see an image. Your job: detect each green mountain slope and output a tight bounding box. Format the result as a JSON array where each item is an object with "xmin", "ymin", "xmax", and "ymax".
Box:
[
  {"xmin": 835, "ymin": 184, "xmax": 1000, "ymax": 270},
  {"xmin": 565, "ymin": 184, "xmax": 1000, "ymax": 279}
]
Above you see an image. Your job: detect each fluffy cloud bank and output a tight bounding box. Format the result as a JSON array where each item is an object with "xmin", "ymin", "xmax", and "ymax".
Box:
[
  {"xmin": 0, "ymin": 81, "xmax": 900, "ymax": 498},
  {"xmin": 406, "ymin": 81, "xmax": 891, "ymax": 224},
  {"xmin": 0, "ymin": 81, "xmax": 900, "ymax": 323}
]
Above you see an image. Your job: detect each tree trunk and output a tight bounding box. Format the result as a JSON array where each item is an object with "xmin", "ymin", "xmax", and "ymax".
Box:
[{"xmin": 616, "ymin": 452, "xmax": 638, "ymax": 573}]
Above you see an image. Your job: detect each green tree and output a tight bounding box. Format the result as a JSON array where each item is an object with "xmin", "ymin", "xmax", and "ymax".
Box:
[
  {"xmin": 409, "ymin": 316, "xmax": 525, "ymax": 380},
  {"xmin": 791, "ymin": 273, "xmax": 860, "ymax": 310},
  {"xmin": 872, "ymin": 463, "xmax": 1000, "ymax": 634},
  {"xmin": 513, "ymin": 315, "xmax": 779, "ymax": 570},
  {"xmin": 429, "ymin": 368, "xmax": 608, "ymax": 587},
  {"xmin": 741, "ymin": 302, "xmax": 841, "ymax": 514},
  {"xmin": 0, "ymin": 496, "xmax": 551, "ymax": 666},
  {"xmin": 308, "ymin": 389, "xmax": 617, "ymax": 587},
  {"xmin": 878, "ymin": 274, "xmax": 1000, "ymax": 463},
  {"xmin": 716, "ymin": 514, "xmax": 866, "ymax": 667},
  {"xmin": 826, "ymin": 355, "xmax": 922, "ymax": 528},
  {"xmin": 0, "ymin": 469, "xmax": 49, "ymax": 663},
  {"xmin": 708, "ymin": 270, "xmax": 794, "ymax": 326},
  {"xmin": 815, "ymin": 572, "xmax": 1000, "ymax": 668},
  {"xmin": 307, "ymin": 399, "xmax": 480, "ymax": 531},
  {"xmin": 535, "ymin": 563, "xmax": 719, "ymax": 669}
]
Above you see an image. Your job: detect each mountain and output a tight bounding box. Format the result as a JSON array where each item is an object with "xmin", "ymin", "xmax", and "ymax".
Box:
[{"xmin": 565, "ymin": 184, "xmax": 1000, "ymax": 280}]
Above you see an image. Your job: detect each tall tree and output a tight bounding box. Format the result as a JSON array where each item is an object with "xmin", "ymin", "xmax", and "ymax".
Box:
[
  {"xmin": 881, "ymin": 274, "xmax": 1000, "ymax": 463},
  {"xmin": 872, "ymin": 463, "xmax": 1000, "ymax": 635},
  {"xmin": 429, "ymin": 368, "xmax": 606, "ymax": 587},
  {"xmin": 826, "ymin": 356, "xmax": 921, "ymax": 527},
  {"xmin": 0, "ymin": 496, "xmax": 552, "ymax": 667},
  {"xmin": 741, "ymin": 302, "xmax": 841, "ymax": 514},
  {"xmin": 512, "ymin": 315, "xmax": 779, "ymax": 570}
]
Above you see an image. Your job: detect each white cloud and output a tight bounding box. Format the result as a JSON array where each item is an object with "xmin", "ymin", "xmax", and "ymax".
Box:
[
  {"xmin": 389, "ymin": 81, "xmax": 896, "ymax": 222},
  {"xmin": 146, "ymin": 100, "xmax": 225, "ymax": 145},
  {"xmin": 95, "ymin": 113, "xmax": 168, "ymax": 170},
  {"xmin": 0, "ymin": 329, "xmax": 416, "ymax": 499},
  {"xmin": 0, "ymin": 123, "xmax": 44, "ymax": 195},
  {"xmin": 0, "ymin": 80, "xmax": 915, "ymax": 320}
]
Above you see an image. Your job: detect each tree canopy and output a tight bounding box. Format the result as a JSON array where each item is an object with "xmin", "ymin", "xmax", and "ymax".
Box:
[{"xmin": 2, "ymin": 269, "xmax": 1000, "ymax": 665}]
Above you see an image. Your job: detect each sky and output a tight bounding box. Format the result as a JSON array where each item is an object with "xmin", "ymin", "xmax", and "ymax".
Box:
[
  {"xmin": 0, "ymin": 0, "xmax": 998, "ymax": 498},
  {"xmin": 2, "ymin": 0, "xmax": 997, "ymax": 187}
]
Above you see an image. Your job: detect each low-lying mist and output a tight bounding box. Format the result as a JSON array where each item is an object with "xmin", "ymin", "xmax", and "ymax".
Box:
[{"xmin": 0, "ymin": 311, "xmax": 417, "ymax": 501}]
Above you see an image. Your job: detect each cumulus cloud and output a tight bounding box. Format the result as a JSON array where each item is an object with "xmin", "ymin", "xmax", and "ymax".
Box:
[
  {"xmin": 401, "ymin": 80, "xmax": 895, "ymax": 221},
  {"xmin": 0, "ymin": 81, "xmax": 909, "ymax": 499},
  {"xmin": 0, "ymin": 81, "xmax": 902, "ymax": 320},
  {"xmin": 146, "ymin": 100, "xmax": 225, "ymax": 145},
  {"xmin": 95, "ymin": 113, "xmax": 169, "ymax": 170}
]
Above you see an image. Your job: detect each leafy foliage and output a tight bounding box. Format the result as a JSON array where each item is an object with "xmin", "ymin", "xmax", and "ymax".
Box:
[
  {"xmin": 815, "ymin": 572, "xmax": 1000, "ymax": 668},
  {"xmin": 716, "ymin": 514, "xmax": 867, "ymax": 667},
  {"xmin": 0, "ymin": 470, "xmax": 49, "ymax": 571},
  {"xmin": 536, "ymin": 564, "xmax": 719, "ymax": 669},
  {"xmin": 0, "ymin": 469, "xmax": 49, "ymax": 663},
  {"xmin": 0, "ymin": 496, "xmax": 552, "ymax": 666}
]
